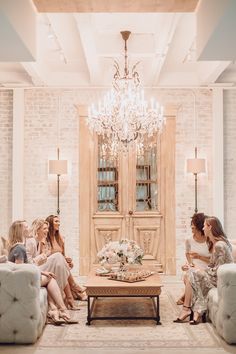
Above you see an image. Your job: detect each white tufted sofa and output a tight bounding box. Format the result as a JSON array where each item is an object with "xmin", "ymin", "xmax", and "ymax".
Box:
[
  {"xmin": 207, "ymin": 240, "xmax": 236, "ymax": 344},
  {"xmin": 0, "ymin": 262, "xmax": 48, "ymax": 344}
]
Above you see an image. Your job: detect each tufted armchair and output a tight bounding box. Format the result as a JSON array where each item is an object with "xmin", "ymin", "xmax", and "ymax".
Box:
[
  {"xmin": 207, "ymin": 240, "xmax": 236, "ymax": 344},
  {"xmin": 0, "ymin": 262, "xmax": 48, "ymax": 343}
]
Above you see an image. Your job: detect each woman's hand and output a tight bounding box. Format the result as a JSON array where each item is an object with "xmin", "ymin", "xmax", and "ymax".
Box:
[
  {"xmin": 37, "ymin": 253, "xmax": 47, "ymax": 266},
  {"xmin": 65, "ymin": 257, "xmax": 74, "ymax": 268},
  {"xmin": 182, "ymin": 263, "xmax": 190, "ymax": 271},
  {"xmin": 41, "ymin": 271, "xmax": 56, "ymax": 279},
  {"xmin": 189, "ymin": 252, "xmax": 200, "ymax": 260}
]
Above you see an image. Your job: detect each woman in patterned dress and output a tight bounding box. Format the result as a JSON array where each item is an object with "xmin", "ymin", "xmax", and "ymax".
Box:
[
  {"xmin": 174, "ymin": 216, "xmax": 233, "ymax": 324},
  {"xmin": 176, "ymin": 212, "xmax": 211, "ymax": 305}
]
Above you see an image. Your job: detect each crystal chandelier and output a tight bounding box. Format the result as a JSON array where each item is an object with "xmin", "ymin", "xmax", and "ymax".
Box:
[{"xmin": 87, "ymin": 31, "xmax": 165, "ymax": 156}]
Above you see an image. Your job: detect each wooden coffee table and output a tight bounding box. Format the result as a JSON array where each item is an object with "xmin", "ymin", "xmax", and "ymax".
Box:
[{"xmin": 85, "ymin": 268, "xmax": 163, "ymax": 325}]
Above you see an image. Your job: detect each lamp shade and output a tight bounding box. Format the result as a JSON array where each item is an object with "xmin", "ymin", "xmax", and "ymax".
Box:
[
  {"xmin": 49, "ymin": 160, "xmax": 68, "ymax": 175},
  {"xmin": 187, "ymin": 158, "xmax": 206, "ymax": 174}
]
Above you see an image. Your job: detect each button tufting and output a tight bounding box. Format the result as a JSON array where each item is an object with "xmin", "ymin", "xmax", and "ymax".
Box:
[
  {"xmin": 227, "ymin": 315, "xmax": 231, "ymax": 319},
  {"xmin": 30, "ymin": 315, "xmax": 34, "ymax": 319},
  {"xmin": 13, "ymin": 330, "xmax": 18, "ymax": 334},
  {"xmin": 13, "ymin": 297, "xmax": 18, "ymax": 302}
]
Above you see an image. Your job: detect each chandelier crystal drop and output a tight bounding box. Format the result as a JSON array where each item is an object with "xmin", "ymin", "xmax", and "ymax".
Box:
[{"xmin": 87, "ymin": 30, "xmax": 165, "ymax": 156}]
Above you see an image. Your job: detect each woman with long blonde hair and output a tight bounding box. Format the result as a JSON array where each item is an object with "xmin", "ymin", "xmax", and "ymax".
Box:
[
  {"xmin": 26, "ymin": 218, "xmax": 78, "ymax": 309},
  {"xmin": 8, "ymin": 220, "xmax": 78, "ymax": 325}
]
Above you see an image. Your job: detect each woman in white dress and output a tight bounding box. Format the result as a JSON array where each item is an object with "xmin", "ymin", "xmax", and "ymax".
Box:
[
  {"xmin": 174, "ymin": 216, "xmax": 233, "ymax": 324},
  {"xmin": 177, "ymin": 213, "xmax": 211, "ymax": 305}
]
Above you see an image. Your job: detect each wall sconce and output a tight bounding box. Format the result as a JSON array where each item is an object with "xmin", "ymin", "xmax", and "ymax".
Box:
[
  {"xmin": 187, "ymin": 147, "xmax": 206, "ymax": 213},
  {"xmin": 49, "ymin": 148, "xmax": 68, "ymax": 215}
]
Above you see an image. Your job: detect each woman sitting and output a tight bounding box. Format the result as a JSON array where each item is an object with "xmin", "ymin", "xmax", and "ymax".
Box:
[
  {"xmin": 7, "ymin": 220, "xmax": 78, "ymax": 325},
  {"xmin": 174, "ymin": 216, "xmax": 233, "ymax": 324},
  {"xmin": 46, "ymin": 215, "xmax": 87, "ymax": 301},
  {"xmin": 177, "ymin": 212, "xmax": 211, "ymax": 305},
  {"xmin": 25, "ymin": 218, "xmax": 78, "ymax": 310}
]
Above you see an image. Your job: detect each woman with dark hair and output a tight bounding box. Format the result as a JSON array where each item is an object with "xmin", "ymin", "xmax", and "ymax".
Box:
[
  {"xmin": 174, "ymin": 216, "xmax": 233, "ymax": 324},
  {"xmin": 176, "ymin": 213, "xmax": 211, "ymax": 305},
  {"xmin": 46, "ymin": 215, "xmax": 87, "ymax": 301},
  {"xmin": 185, "ymin": 213, "xmax": 210, "ymax": 268}
]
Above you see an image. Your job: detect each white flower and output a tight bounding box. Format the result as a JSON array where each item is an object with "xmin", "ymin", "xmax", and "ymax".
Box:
[{"xmin": 97, "ymin": 239, "xmax": 144, "ymax": 265}]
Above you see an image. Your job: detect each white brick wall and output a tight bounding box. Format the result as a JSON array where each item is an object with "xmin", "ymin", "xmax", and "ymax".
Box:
[
  {"xmin": 224, "ymin": 90, "xmax": 236, "ymax": 239},
  {"xmin": 0, "ymin": 90, "xmax": 13, "ymax": 237},
  {"xmin": 24, "ymin": 89, "xmax": 80, "ymax": 271},
  {"xmin": 3, "ymin": 87, "xmax": 234, "ymax": 275}
]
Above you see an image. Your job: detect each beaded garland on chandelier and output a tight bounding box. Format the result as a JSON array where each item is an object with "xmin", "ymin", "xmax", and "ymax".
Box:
[{"xmin": 87, "ymin": 30, "xmax": 165, "ymax": 156}]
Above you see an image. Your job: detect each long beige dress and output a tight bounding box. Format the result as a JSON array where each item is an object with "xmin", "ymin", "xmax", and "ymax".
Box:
[
  {"xmin": 188, "ymin": 240, "xmax": 233, "ymax": 314},
  {"xmin": 25, "ymin": 237, "xmax": 70, "ymax": 292}
]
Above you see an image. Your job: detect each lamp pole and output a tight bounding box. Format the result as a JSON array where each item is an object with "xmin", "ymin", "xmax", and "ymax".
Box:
[
  {"xmin": 194, "ymin": 146, "xmax": 198, "ymax": 213},
  {"xmin": 194, "ymin": 172, "xmax": 198, "ymax": 213},
  {"xmin": 57, "ymin": 147, "xmax": 60, "ymax": 215},
  {"xmin": 57, "ymin": 174, "xmax": 60, "ymax": 215}
]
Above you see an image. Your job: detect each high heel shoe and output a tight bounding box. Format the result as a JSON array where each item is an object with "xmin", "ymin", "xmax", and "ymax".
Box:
[
  {"xmin": 59, "ymin": 309, "xmax": 79, "ymax": 324},
  {"xmin": 78, "ymin": 290, "xmax": 88, "ymax": 301},
  {"xmin": 47, "ymin": 309, "xmax": 66, "ymax": 326},
  {"xmin": 189, "ymin": 311, "xmax": 207, "ymax": 325},
  {"xmin": 70, "ymin": 284, "xmax": 87, "ymax": 301},
  {"xmin": 173, "ymin": 306, "xmax": 193, "ymax": 323},
  {"xmin": 65, "ymin": 298, "xmax": 80, "ymax": 310}
]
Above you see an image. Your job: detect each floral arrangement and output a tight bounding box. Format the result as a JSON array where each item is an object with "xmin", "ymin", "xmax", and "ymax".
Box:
[{"xmin": 97, "ymin": 239, "xmax": 144, "ymax": 266}]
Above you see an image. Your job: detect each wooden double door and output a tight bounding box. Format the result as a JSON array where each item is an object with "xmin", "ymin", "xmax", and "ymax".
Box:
[{"xmin": 79, "ymin": 106, "xmax": 176, "ymax": 275}]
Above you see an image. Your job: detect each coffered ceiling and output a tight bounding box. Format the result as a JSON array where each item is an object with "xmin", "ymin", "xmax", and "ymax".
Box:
[{"xmin": 0, "ymin": 0, "xmax": 235, "ymax": 88}]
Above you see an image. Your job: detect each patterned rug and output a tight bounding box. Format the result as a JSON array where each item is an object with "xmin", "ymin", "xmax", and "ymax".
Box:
[{"xmin": 38, "ymin": 283, "xmax": 222, "ymax": 349}]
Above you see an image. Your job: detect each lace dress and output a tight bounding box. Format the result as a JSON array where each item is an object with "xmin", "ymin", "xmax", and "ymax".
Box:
[{"xmin": 187, "ymin": 240, "xmax": 233, "ymax": 313}]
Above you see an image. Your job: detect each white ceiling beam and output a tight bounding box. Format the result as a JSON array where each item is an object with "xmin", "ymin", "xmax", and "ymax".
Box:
[
  {"xmin": 197, "ymin": 0, "xmax": 236, "ymax": 60},
  {"xmin": 20, "ymin": 62, "xmax": 45, "ymax": 86},
  {"xmin": 74, "ymin": 14, "xmax": 100, "ymax": 85},
  {"xmin": 0, "ymin": 0, "xmax": 36, "ymax": 61},
  {"xmin": 198, "ymin": 61, "xmax": 231, "ymax": 85},
  {"xmin": 151, "ymin": 14, "xmax": 181, "ymax": 86}
]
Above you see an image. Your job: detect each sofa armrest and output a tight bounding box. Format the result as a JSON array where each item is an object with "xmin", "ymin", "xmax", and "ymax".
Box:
[
  {"xmin": 215, "ymin": 263, "xmax": 236, "ymax": 344},
  {"xmin": 0, "ymin": 262, "xmax": 48, "ymax": 343}
]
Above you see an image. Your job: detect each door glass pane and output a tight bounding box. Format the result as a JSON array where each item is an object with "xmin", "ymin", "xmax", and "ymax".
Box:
[
  {"xmin": 136, "ymin": 137, "xmax": 158, "ymax": 211},
  {"xmin": 97, "ymin": 136, "xmax": 119, "ymax": 212}
]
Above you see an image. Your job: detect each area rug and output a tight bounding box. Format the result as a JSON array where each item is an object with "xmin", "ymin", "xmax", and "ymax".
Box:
[{"xmin": 38, "ymin": 283, "xmax": 222, "ymax": 349}]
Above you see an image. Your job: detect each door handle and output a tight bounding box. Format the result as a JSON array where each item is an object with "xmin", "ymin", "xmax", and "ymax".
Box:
[{"xmin": 128, "ymin": 210, "xmax": 133, "ymax": 215}]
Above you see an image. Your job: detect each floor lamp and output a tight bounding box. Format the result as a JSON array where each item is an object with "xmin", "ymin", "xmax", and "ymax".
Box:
[
  {"xmin": 187, "ymin": 147, "xmax": 206, "ymax": 213},
  {"xmin": 49, "ymin": 148, "xmax": 68, "ymax": 215}
]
